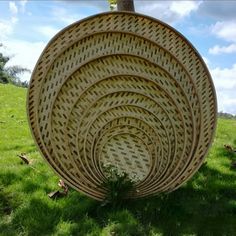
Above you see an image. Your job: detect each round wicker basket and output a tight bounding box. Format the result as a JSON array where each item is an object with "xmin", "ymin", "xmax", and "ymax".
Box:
[{"xmin": 27, "ymin": 12, "xmax": 217, "ymax": 200}]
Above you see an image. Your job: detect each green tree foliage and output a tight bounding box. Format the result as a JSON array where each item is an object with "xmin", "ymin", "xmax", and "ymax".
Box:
[
  {"xmin": 108, "ymin": 0, "xmax": 117, "ymax": 10},
  {"xmin": 0, "ymin": 48, "xmax": 10, "ymax": 84},
  {"xmin": 101, "ymin": 164, "xmax": 134, "ymax": 208},
  {"xmin": 0, "ymin": 43, "xmax": 30, "ymax": 87}
]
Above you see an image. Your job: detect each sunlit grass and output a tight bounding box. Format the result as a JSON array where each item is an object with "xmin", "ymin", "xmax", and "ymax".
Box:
[{"xmin": 0, "ymin": 84, "xmax": 236, "ymax": 235}]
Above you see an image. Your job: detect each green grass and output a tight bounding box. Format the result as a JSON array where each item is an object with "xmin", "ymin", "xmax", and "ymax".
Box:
[{"xmin": 0, "ymin": 83, "xmax": 236, "ymax": 236}]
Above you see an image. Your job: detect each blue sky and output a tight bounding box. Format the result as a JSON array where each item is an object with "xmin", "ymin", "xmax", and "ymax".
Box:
[{"xmin": 0, "ymin": 0, "xmax": 236, "ymax": 114}]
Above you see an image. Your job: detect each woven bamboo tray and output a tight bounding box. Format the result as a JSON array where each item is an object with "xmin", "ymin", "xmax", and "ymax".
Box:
[{"xmin": 27, "ymin": 12, "xmax": 217, "ymax": 200}]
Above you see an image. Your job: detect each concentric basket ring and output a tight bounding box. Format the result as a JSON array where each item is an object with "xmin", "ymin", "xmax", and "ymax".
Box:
[{"xmin": 27, "ymin": 12, "xmax": 217, "ymax": 200}]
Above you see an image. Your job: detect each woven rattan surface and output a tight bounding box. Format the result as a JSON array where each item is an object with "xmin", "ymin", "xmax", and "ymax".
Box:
[{"xmin": 27, "ymin": 12, "xmax": 217, "ymax": 200}]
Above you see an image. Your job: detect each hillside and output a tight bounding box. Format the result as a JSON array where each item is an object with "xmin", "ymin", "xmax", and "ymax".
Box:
[{"xmin": 0, "ymin": 84, "xmax": 236, "ymax": 235}]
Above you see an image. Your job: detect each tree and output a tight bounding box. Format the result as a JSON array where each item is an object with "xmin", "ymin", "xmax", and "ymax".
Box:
[
  {"xmin": 0, "ymin": 46, "xmax": 10, "ymax": 84},
  {"xmin": 108, "ymin": 0, "xmax": 135, "ymax": 11},
  {"xmin": 108, "ymin": 0, "xmax": 117, "ymax": 10},
  {"xmin": 117, "ymin": 0, "xmax": 135, "ymax": 11},
  {"xmin": 0, "ymin": 44, "xmax": 30, "ymax": 87}
]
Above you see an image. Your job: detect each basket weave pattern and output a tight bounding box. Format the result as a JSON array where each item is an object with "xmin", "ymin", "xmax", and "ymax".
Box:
[{"xmin": 27, "ymin": 12, "xmax": 217, "ymax": 200}]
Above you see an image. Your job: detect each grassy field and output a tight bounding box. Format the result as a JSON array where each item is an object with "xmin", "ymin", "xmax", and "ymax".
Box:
[{"xmin": 0, "ymin": 83, "xmax": 236, "ymax": 236}]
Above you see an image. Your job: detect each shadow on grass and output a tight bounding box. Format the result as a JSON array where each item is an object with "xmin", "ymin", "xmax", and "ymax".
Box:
[
  {"xmin": 0, "ymin": 186, "xmax": 13, "ymax": 215},
  {"xmin": 0, "ymin": 161, "xmax": 236, "ymax": 235},
  {"xmin": 89, "ymin": 164, "xmax": 236, "ymax": 236},
  {"xmin": 217, "ymin": 146, "xmax": 236, "ymax": 160},
  {"xmin": 233, "ymin": 139, "xmax": 236, "ymax": 146}
]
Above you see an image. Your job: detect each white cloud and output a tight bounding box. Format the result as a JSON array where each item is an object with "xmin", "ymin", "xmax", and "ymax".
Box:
[
  {"xmin": 216, "ymin": 92, "xmax": 236, "ymax": 115},
  {"xmin": 11, "ymin": 16, "xmax": 18, "ymax": 24},
  {"xmin": 37, "ymin": 26, "xmax": 60, "ymax": 39},
  {"xmin": 0, "ymin": 1, "xmax": 19, "ymax": 41},
  {"xmin": 58, "ymin": 0, "xmax": 108, "ymax": 11},
  {"xmin": 9, "ymin": 1, "xmax": 18, "ymax": 15},
  {"xmin": 209, "ymin": 44, "xmax": 236, "ymax": 55},
  {"xmin": 210, "ymin": 64, "xmax": 236, "ymax": 114},
  {"xmin": 211, "ymin": 64, "xmax": 236, "ymax": 90},
  {"xmin": 0, "ymin": 21, "xmax": 14, "ymax": 40},
  {"xmin": 20, "ymin": 0, "xmax": 28, "ymax": 13},
  {"xmin": 0, "ymin": 1, "xmax": 20, "ymax": 41},
  {"xmin": 2, "ymin": 40, "xmax": 46, "ymax": 81},
  {"xmin": 51, "ymin": 6, "xmax": 87, "ymax": 25},
  {"xmin": 136, "ymin": 1, "xmax": 201, "ymax": 25},
  {"xmin": 169, "ymin": 1, "xmax": 201, "ymax": 17},
  {"xmin": 0, "ymin": 16, "xmax": 18, "ymax": 41},
  {"xmin": 211, "ymin": 21, "xmax": 236, "ymax": 43},
  {"xmin": 202, "ymin": 56, "xmax": 210, "ymax": 67}
]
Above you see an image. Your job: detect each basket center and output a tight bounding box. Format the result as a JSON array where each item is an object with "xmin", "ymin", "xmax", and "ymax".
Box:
[{"xmin": 100, "ymin": 133, "xmax": 151, "ymax": 182}]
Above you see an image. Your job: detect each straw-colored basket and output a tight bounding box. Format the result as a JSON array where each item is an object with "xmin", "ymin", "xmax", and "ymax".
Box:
[{"xmin": 27, "ymin": 12, "xmax": 217, "ymax": 200}]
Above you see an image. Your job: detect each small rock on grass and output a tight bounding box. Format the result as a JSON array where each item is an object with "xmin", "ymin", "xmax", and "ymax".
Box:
[
  {"xmin": 48, "ymin": 179, "xmax": 69, "ymax": 200},
  {"xmin": 17, "ymin": 153, "xmax": 31, "ymax": 165}
]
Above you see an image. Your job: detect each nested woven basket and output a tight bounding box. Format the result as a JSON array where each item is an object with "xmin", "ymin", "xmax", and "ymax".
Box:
[{"xmin": 27, "ymin": 12, "xmax": 217, "ymax": 200}]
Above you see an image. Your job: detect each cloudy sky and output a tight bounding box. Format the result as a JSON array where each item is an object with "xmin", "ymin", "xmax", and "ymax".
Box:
[{"xmin": 0, "ymin": 0, "xmax": 236, "ymax": 114}]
